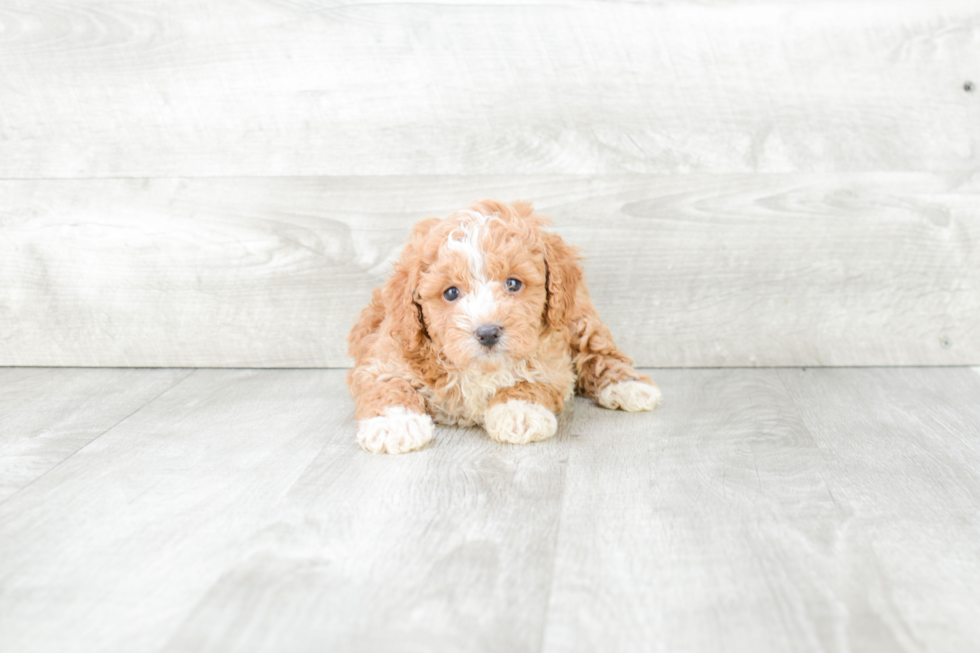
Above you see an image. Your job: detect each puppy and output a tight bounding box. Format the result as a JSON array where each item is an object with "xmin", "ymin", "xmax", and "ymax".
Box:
[{"xmin": 347, "ymin": 199, "xmax": 660, "ymax": 454}]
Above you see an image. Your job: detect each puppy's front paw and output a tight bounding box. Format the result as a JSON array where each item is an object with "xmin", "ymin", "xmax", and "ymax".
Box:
[
  {"xmin": 598, "ymin": 381, "xmax": 661, "ymax": 412},
  {"xmin": 484, "ymin": 399, "xmax": 558, "ymax": 444},
  {"xmin": 357, "ymin": 407, "xmax": 434, "ymax": 454}
]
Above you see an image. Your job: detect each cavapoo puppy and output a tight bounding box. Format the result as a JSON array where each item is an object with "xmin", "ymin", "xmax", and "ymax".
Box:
[{"xmin": 347, "ymin": 199, "xmax": 660, "ymax": 454}]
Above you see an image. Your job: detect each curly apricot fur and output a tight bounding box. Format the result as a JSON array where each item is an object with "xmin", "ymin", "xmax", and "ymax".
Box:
[{"xmin": 346, "ymin": 200, "xmax": 658, "ymax": 443}]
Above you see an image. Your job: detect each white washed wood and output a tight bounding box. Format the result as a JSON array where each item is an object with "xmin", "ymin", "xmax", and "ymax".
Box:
[
  {"xmin": 0, "ymin": 369, "xmax": 335, "ymax": 653},
  {"xmin": 0, "ymin": 367, "xmax": 191, "ymax": 502},
  {"xmin": 776, "ymin": 367, "xmax": 980, "ymax": 653},
  {"xmin": 540, "ymin": 367, "xmax": 980, "ymax": 653},
  {"xmin": 2, "ymin": 368, "xmax": 979, "ymax": 653},
  {"xmin": 0, "ymin": 1, "xmax": 977, "ymax": 177},
  {"xmin": 540, "ymin": 369, "xmax": 841, "ymax": 652},
  {"xmin": 1, "ymin": 173, "xmax": 977, "ymax": 367},
  {"xmin": 0, "ymin": 368, "xmax": 568, "ymax": 653},
  {"xmin": 162, "ymin": 392, "xmax": 571, "ymax": 653}
]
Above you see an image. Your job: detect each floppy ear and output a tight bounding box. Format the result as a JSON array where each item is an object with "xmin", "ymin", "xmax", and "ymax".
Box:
[
  {"xmin": 383, "ymin": 218, "xmax": 438, "ymax": 355},
  {"xmin": 542, "ymin": 231, "xmax": 582, "ymax": 330}
]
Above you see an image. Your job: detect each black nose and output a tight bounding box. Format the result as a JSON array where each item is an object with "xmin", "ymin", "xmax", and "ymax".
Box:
[{"xmin": 475, "ymin": 324, "xmax": 502, "ymax": 349}]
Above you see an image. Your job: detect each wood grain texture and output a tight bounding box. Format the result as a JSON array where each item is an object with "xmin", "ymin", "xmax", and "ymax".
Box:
[
  {"xmin": 776, "ymin": 367, "xmax": 980, "ymax": 653},
  {"xmin": 0, "ymin": 368, "xmax": 569, "ymax": 653},
  {"xmin": 2, "ymin": 368, "xmax": 979, "ymax": 652},
  {"xmin": 541, "ymin": 369, "xmax": 849, "ymax": 652},
  {"xmin": 161, "ymin": 393, "xmax": 571, "ymax": 653},
  {"xmin": 2, "ymin": 173, "xmax": 978, "ymax": 367},
  {"xmin": 0, "ymin": 369, "xmax": 336, "ymax": 653},
  {"xmin": 0, "ymin": 1, "xmax": 977, "ymax": 178},
  {"xmin": 0, "ymin": 367, "xmax": 191, "ymax": 502},
  {"xmin": 539, "ymin": 367, "xmax": 980, "ymax": 653}
]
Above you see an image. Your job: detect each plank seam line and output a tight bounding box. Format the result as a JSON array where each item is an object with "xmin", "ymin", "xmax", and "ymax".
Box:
[
  {"xmin": 773, "ymin": 369, "xmax": 847, "ymax": 511},
  {"xmin": 0, "ymin": 174, "xmax": 603, "ymax": 182},
  {"xmin": 0, "ymin": 368, "xmax": 199, "ymax": 509},
  {"xmin": 533, "ymin": 418, "xmax": 574, "ymax": 652},
  {"xmin": 270, "ymin": 382, "xmax": 358, "ymax": 501},
  {"xmin": 534, "ymin": 468, "xmax": 566, "ymax": 653}
]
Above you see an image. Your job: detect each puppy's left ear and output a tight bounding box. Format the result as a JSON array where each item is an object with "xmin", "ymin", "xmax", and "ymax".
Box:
[{"xmin": 542, "ymin": 231, "xmax": 582, "ymax": 331}]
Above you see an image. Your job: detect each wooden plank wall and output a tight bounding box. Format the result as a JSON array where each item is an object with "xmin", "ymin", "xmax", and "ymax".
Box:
[{"xmin": 1, "ymin": 0, "xmax": 978, "ymax": 367}]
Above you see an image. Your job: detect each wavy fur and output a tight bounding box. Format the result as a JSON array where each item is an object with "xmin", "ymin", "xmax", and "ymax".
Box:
[{"xmin": 346, "ymin": 200, "xmax": 659, "ymax": 453}]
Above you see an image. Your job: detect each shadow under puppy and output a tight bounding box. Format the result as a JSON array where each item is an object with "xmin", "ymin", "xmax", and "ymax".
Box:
[{"xmin": 347, "ymin": 199, "xmax": 660, "ymax": 454}]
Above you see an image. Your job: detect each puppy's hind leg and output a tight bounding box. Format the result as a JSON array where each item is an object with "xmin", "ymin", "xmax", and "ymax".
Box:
[
  {"xmin": 347, "ymin": 361, "xmax": 433, "ymax": 454},
  {"xmin": 571, "ymin": 304, "xmax": 661, "ymax": 412}
]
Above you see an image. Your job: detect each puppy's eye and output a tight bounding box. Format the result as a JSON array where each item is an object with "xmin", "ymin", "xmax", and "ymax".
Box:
[
  {"xmin": 443, "ymin": 287, "xmax": 460, "ymax": 301},
  {"xmin": 505, "ymin": 278, "xmax": 522, "ymax": 292}
]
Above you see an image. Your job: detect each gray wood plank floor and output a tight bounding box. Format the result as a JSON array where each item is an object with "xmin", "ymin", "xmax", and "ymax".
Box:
[{"xmin": 1, "ymin": 367, "xmax": 978, "ymax": 653}]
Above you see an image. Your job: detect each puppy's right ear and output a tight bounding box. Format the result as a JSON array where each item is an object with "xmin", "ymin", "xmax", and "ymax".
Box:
[
  {"xmin": 542, "ymin": 231, "xmax": 582, "ymax": 331},
  {"xmin": 383, "ymin": 218, "xmax": 439, "ymax": 355}
]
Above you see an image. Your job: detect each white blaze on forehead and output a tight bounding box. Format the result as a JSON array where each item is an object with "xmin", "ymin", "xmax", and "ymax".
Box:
[
  {"xmin": 457, "ymin": 281, "xmax": 497, "ymax": 327},
  {"xmin": 444, "ymin": 211, "xmax": 494, "ymax": 284},
  {"xmin": 444, "ymin": 211, "xmax": 504, "ymax": 340}
]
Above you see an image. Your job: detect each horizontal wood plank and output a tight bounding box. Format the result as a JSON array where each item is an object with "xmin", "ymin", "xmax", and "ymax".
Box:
[
  {"xmin": 1, "ymin": 174, "xmax": 978, "ymax": 367},
  {"xmin": 0, "ymin": 0, "xmax": 977, "ymax": 177}
]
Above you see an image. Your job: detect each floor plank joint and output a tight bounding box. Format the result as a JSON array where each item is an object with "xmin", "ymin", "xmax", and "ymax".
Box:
[{"xmin": 1, "ymin": 367, "xmax": 978, "ymax": 652}]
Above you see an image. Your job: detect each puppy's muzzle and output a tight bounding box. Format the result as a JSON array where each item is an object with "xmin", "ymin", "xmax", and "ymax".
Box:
[{"xmin": 475, "ymin": 324, "xmax": 503, "ymax": 350}]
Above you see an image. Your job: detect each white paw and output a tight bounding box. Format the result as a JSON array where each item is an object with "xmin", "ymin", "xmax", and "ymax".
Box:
[
  {"xmin": 598, "ymin": 381, "xmax": 661, "ymax": 412},
  {"xmin": 483, "ymin": 399, "xmax": 558, "ymax": 444},
  {"xmin": 357, "ymin": 407, "xmax": 434, "ymax": 454}
]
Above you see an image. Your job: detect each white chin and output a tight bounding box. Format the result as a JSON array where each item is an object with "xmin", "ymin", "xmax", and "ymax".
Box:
[{"xmin": 470, "ymin": 347, "xmax": 508, "ymax": 365}]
